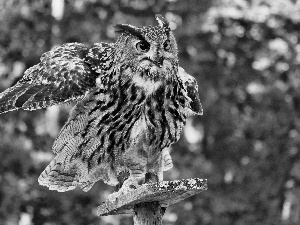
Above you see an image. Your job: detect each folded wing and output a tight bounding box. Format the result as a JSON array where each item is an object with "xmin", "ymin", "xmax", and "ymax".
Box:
[{"xmin": 178, "ymin": 67, "xmax": 203, "ymax": 115}]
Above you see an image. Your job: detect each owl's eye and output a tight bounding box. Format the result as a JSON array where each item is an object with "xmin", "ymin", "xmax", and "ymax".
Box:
[
  {"xmin": 163, "ymin": 40, "xmax": 171, "ymax": 51},
  {"xmin": 136, "ymin": 41, "xmax": 150, "ymax": 53}
]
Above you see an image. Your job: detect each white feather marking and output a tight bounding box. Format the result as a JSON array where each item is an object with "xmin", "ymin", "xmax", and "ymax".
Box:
[{"xmin": 132, "ymin": 73, "xmax": 162, "ymax": 95}]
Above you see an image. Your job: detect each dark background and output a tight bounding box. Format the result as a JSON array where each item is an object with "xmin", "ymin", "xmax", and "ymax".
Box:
[{"xmin": 1, "ymin": 0, "xmax": 300, "ymax": 224}]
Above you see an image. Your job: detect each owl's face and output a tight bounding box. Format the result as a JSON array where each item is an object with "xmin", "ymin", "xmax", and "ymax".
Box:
[{"xmin": 114, "ymin": 15, "xmax": 178, "ymax": 83}]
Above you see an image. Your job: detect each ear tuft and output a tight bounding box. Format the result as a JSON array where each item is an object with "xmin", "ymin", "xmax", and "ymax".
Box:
[
  {"xmin": 114, "ymin": 24, "xmax": 145, "ymax": 40},
  {"xmin": 155, "ymin": 14, "xmax": 171, "ymax": 34}
]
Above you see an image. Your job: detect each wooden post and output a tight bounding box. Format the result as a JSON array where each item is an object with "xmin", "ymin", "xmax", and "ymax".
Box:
[
  {"xmin": 98, "ymin": 178, "xmax": 207, "ymax": 224},
  {"xmin": 133, "ymin": 202, "xmax": 163, "ymax": 225}
]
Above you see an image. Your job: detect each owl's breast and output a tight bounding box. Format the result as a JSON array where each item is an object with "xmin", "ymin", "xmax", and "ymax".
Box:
[
  {"xmin": 128, "ymin": 86, "xmax": 186, "ymax": 150},
  {"xmin": 83, "ymin": 76, "xmax": 187, "ymax": 160}
]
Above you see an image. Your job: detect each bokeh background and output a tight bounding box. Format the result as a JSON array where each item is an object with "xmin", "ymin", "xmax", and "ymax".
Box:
[{"xmin": 1, "ymin": 0, "xmax": 300, "ymax": 224}]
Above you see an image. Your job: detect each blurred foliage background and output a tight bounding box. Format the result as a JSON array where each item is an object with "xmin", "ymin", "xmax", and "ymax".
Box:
[{"xmin": 1, "ymin": 0, "xmax": 300, "ymax": 224}]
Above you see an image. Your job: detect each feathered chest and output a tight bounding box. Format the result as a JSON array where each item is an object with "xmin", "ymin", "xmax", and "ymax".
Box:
[
  {"xmin": 76, "ymin": 67, "xmax": 188, "ymax": 162},
  {"xmin": 100, "ymin": 78, "xmax": 187, "ymax": 152},
  {"xmin": 132, "ymin": 88, "xmax": 186, "ymax": 147}
]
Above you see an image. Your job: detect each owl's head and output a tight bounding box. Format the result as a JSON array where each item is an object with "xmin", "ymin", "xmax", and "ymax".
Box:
[{"xmin": 114, "ymin": 15, "xmax": 178, "ymax": 82}]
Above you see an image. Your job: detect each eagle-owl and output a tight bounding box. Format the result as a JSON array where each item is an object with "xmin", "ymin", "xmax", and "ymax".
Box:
[{"xmin": 0, "ymin": 15, "xmax": 202, "ymax": 193}]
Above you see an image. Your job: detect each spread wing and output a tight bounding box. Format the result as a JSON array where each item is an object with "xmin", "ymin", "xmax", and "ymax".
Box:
[
  {"xmin": 178, "ymin": 67, "xmax": 203, "ymax": 115},
  {"xmin": 0, "ymin": 42, "xmax": 114, "ymax": 114}
]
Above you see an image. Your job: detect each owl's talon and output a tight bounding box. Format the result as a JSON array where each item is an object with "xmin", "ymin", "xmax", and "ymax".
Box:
[{"xmin": 116, "ymin": 176, "xmax": 139, "ymax": 195}]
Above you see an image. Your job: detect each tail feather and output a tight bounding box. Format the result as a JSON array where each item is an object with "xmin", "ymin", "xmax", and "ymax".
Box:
[
  {"xmin": 38, "ymin": 155, "xmax": 98, "ymax": 192},
  {"xmin": 38, "ymin": 156, "xmax": 79, "ymax": 192}
]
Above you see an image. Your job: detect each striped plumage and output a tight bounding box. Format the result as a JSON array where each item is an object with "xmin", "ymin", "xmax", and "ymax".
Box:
[{"xmin": 0, "ymin": 15, "xmax": 202, "ymax": 192}]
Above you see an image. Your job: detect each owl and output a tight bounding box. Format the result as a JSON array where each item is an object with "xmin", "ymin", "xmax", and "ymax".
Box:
[{"xmin": 0, "ymin": 15, "xmax": 202, "ymax": 193}]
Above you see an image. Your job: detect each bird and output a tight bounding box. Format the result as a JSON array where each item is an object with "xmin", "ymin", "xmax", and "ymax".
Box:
[{"xmin": 0, "ymin": 15, "xmax": 202, "ymax": 193}]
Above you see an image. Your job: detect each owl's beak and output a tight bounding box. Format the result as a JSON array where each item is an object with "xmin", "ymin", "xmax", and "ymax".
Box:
[
  {"xmin": 151, "ymin": 49, "xmax": 164, "ymax": 68},
  {"xmin": 154, "ymin": 57, "xmax": 164, "ymax": 68}
]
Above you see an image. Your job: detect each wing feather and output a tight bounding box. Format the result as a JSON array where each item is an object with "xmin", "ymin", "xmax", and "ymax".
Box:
[
  {"xmin": 0, "ymin": 42, "xmax": 114, "ymax": 114},
  {"xmin": 178, "ymin": 67, "xmax": 203, "ymax": 115}
]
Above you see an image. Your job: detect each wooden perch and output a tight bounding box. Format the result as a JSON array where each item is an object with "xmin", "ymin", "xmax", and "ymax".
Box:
[{"xmin": 98, "ymin": 178, "xmax": 207, "ymax": 224}]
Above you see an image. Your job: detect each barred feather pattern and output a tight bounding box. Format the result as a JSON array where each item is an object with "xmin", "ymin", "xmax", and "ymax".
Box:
[
  {"xmin": 41, "ymin": 62, "xmax": 190, "ymax": 191},
  {"xmin": 0, "ymin": 42, "xmax": 114, "ymax": 114}
]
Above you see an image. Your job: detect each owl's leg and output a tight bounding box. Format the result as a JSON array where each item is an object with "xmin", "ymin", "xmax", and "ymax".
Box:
[
  {"xmin": 145, "ymin": 151, "xmax": 170, "ymax": 209},
  {"xmin": 116, "ymin": 140, "xmax": 147, "ymax": 192},
  {"xmin": 120, "ymin": 161, "xmax": 146, "ymax": 191},
  {"xmin": 145, "ymin": 150, "xmax": 164, "ymax": 183}
]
